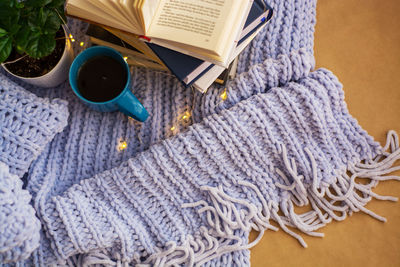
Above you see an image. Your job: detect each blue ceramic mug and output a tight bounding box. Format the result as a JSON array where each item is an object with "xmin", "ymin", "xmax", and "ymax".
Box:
[{"xmin": 69, "ymin": 46, "xmax": 149, "ymax": 122}]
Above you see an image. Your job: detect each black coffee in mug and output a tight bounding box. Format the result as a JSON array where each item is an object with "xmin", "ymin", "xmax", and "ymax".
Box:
[{"xmin": 77, "ymin": 55, "xmax": 127, "ymax": 102}]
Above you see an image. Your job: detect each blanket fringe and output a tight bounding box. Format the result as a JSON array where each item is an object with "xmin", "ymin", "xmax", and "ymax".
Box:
[{"xmin": 79, "ymin": 131, "xmax": 400, "ymax": 266}]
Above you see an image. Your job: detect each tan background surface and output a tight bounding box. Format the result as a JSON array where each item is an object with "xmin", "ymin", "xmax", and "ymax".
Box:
[{"xmin": 250, "ymin": 1, "xmax": 400, "ymax": 266}]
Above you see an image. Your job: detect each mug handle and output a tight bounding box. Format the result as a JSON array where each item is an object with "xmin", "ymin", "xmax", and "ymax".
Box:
[{"xmin": 117, "ymin": 90, "xmax": 149, "ymax": 122}]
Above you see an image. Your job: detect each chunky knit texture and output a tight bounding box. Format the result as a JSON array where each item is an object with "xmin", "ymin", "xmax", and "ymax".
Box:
[
  {"xmin": 0, "ymin": 78, "xmax": 69, "ymax": 177},
  {"xmin": 1, "ymin": 0, "xmax": 399, "ymax": 266},
  {"xmin": 38, "ymin": 69, "xmax": 399, "ymax": 266},
  {"xmin": 0, "ymin": 162, "xmax": 41, "ymax": 263},
  {"xmin": 0, "ymin": 76, "xmax": 68, "ymax": 264}
]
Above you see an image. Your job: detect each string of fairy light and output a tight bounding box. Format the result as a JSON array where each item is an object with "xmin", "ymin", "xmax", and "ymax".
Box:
[
  {"xmin": 67, "ymin": 33, "xmax": 229, "ymax": 152},
  {"xmin": 117, "ymin": 88, "xmax": 228, "ymax": 151}
]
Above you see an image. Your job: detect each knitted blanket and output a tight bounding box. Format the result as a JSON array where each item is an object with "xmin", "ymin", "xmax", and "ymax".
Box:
[{"xmin": 1, "ymin": 0, "xmax": 399, "ymax": 266}]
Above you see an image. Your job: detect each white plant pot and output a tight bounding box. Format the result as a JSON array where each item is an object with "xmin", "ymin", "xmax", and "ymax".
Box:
[{"xmin": 1, "ymin": 25, "xmax": 74, "ymax": 88}]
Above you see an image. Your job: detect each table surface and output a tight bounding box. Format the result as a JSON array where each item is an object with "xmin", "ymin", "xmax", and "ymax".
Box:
[{"xmin": 250, "ymin": 1, "xmax": 400, "ymax": 266}]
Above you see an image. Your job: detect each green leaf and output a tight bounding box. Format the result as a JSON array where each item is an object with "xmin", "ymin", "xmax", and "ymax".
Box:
[
  {"xmin": 8, "ymin": 24, "xmax": 21, "ymax": 36},
  {"xmin": 0, "ymin": 28, "xmax": 7, "ymax": 38},
  {"xmin": 25, "ymin": 33, "xmax": 55, "ymax": 58},
  {"xmin": 28, "ymin": 8, "xmax": 60, "ymax": 34},
  {"xmin": 43, "ymin": 9, "xmax": 61, "ymax": 34},
  {"xmin": 15, "ymin": 1, "xmax": 24, "ymax": 9},
  {"xmin": 26, "ymin": 0, "xmax": 53, "ymax": 7},
  {"xmin": 28, "ymin": 7, "xmax": 44, "ymax": 32},
  {"xmin": 14, "ymin": 25, "xmax": 32, "ymax": 52},
  {"xmin": 0, "ymin": 6, "xmax": 20, "ymax": 30},
  {"xmin": 0, "ymin": 0, "xmax": 15, "ymax": 9},
  {"xmin": 0, "ymin": 36, "xmax": 12, "ymax": 63},
  {"xmin": 47, "ymin": 0, "xmax": 65, "ymax": 8},
  {"xmin": 15, "ymin": 44, "xmax": 25, "ymax": 54}
]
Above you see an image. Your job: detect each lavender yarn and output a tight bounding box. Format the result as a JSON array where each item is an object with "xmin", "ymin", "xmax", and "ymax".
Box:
[
  {"xmin": 0, "ymin": 78, "xmax": 69, "ymax": 177},
  {"xmin": 0, "ymin": 0, "xmax": 318, "ymax": 263},
  {"xmin": 1, "ymin": 0, "xmax": 399, "ymax": 266},
  {"xmin": 0, "ymin": 75, "xmax": 68, "ymax": 264},
  {"xmin": 0, "ymin": 163, "xmax": 41, "ymax": 263},
  {"xmin": 36, "ymin": 69, "xmax": 397, "ymax": 266}
]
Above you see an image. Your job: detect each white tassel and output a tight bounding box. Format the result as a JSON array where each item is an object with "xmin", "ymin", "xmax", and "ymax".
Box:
[
  {"xmin": 143, "ymin": 226, "xmax": 246, "ymax": 267},
  {"xmin": 304, "ymin": 147, "xmax": 326, "ymax": 198},
  {"xmin": 182, "ymin": 131, "xmax": 400, "ymax": 256},
  {"xmin": 79, "ymin": 250, "xmax": 130, "ymax": 267},
  {"xmin": 77, "ymin": 131, "xmax": 400, "ymax": 267}
]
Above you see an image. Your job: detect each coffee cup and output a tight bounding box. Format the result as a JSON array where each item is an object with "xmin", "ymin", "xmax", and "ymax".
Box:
[{"xmin": 69, "ymin": 46, "xmax": 148, "ymax": 122}]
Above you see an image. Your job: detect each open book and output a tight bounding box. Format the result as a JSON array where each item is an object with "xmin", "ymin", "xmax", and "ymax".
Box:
[{"xmin": 66, "ymin": 0, "xmax": 256, "ymax": 66}]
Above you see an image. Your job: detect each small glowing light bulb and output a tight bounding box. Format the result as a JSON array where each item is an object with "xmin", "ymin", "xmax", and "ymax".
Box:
[
  {"xmin": 181, "ymin": 111, "xmax": 191, "ymax": 121},
  {"xmin": 71, "ymin": 38, "xmax": 75, "ymax": 42},
  {"xmin": 123, "ymin": 56, "xmax": 128, "ymax": 62},
  {"xmin": 220, "ymin": 88, "xmax": 228, "ymax": 101},
  {"xmin": 69, "ymin": 34, "xmax": 73, "ymax": 39},
  {"xmin": 79, "ymin": 42, "xmax": 84, "ymax": 46},
  {"xmin": 118, "ymin": 141, "xmax": 128, "ymax": 151},
  {"xmin": 170, "ymin": 126, "xmax": 176, "ymax": 131}
]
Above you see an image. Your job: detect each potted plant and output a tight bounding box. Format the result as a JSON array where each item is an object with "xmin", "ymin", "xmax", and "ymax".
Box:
[{"xmin": 0, "ymin": 0, "xmax": 74, "ymax": 88}]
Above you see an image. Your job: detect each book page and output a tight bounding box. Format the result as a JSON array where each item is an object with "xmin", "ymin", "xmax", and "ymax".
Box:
[
  {"xmin": 117, "ymin": 0, "xmax": 142, "ymax": 28},
  {"xmin": 148, "ymin": 0, "xmax": 238, "ymax": 53},
  {"xmin": 133, "ymin": 0, "xmax": 144, "ymax": 29},
  {"xmin": 66, "ymin": 0, "xmax": 140, "ymax": 33},
  {"xmin": 123, "ymin": 0, "xmax": 144, "ymax": 29},
  {"xmin": 86, "ymin": 0, "xmax": 132, "ymax": 26},
  {"xmin": 141, "ymin": 0, "xmax": 161, "ymax": 32}
]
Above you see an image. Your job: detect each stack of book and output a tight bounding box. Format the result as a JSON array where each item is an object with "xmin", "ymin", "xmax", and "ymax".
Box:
[{"xmin": 66, "ymin": 0, "xmax": 273, "ymax": 92}]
